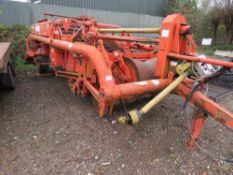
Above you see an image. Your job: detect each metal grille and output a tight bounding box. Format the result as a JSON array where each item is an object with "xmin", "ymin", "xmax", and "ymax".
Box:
[{"xmin": 208, "ymin": 84, "xmax": 233, "ymax": 101}]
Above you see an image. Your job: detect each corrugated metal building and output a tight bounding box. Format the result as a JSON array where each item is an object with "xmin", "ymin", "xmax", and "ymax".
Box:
[
  {"xmin": 0, "ymin": 0, "xmax": 164, "ymax": 27},
  {"xmin": 30, "ymin": 0, "xmax": 164, "ymax": 16}
]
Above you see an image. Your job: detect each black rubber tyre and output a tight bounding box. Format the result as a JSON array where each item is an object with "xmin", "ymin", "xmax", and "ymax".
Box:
[
  {"xmin": 0, "ymin": 63, "xmax": 15, "ymax": 90},
  {"xmin": 38, "ymin": 64, "xmax": 50, "ymax": 74},
  {"xmin": 37, "ymin": 56, "xmax": 51, "ymax": 74}
]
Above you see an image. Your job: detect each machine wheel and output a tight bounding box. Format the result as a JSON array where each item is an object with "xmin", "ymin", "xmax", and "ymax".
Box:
[
  {"xmin": 38, "ymin": 64, "xmax": 50, "ymax": 74},
  {"xmin": 0, "ymin": 63, "xmax": 15, "ymax": 90},
  {"xmin": 37, "ymin": 56, "xmax": 51, "ymax": 74}
]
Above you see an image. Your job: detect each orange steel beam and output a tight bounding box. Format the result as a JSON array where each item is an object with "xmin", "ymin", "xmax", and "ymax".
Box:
[
  {"xmin": 169, "ymin": 53, "xmax": 233, "ymax": 68},
  {"xmin": 56, "ymin": 71, "xmax": 79, "ymax": 76},
  {"xmin": 115, "ymin": 79, "xmax": 171, "ymax": 99},
  {"xmin": 155, "ymin": 14, "xmax": 186, "ymax": 78},
  {"xmin": 29, "ymin": 34, "xmax": 116, "ymax": 100},
  {"xmin": 96, "ymin": 23, "xmax": 120, "ymax": 29},
  {"xmin": 176, "ymin": 84, "xmax": 233, "ymax": 130},
  {"xmin": 83, "ymin": 79, "xmax": 100, "ymax": 102},
  {"xmin": 187, "ymin": 106, "xmax": 206, "ymax": 147}
]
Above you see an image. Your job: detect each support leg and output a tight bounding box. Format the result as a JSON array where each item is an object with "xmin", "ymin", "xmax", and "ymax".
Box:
[
  {"xmin": 187, "ymin": 106, "xmax": 206, "ymax": 148},
  {"xmin": 98, "ymin": 102, "xmax": 109, "ymax": 117}
]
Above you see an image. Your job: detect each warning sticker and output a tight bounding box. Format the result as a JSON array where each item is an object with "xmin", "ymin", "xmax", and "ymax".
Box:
[
  {"xmin": 35, "ymin": 25, "xmax": 40, "ymax": 32},
  {"xmin": 161, "ymin": 29, "xmax": 169, "ymax": 38},
  {"xmin": 135, "ymin": 81, "xmax": 147, "ymax": 86},
  {"xmin": 68, "ymin": 43, "xmax": 73, "ymax": 48},
  {"xmin": 152, "ymin": 80, "xmax": 160, "ymax": 85},
  {"xmin": 105, "ymin": 75, "xmax": 113, "ymax": 81},
  {"xmin": 170, "ymin": 61, "xmax": 178, "ymax": 66}
]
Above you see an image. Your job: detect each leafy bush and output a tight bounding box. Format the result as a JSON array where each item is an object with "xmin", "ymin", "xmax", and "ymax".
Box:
[
  {"xmin": 0, "ymin": 24, "xmax": 35, "ymax": 71},
  {"xmin": 0, "ymin": 24, "xmax": 30, "ymax": 57},
  {"xmin": 14, "ymin": 56, "xmax": 36, "ymax": 72}
]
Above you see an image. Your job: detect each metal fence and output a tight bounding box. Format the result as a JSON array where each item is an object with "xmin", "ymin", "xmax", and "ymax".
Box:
[
  {"xmin": 0, "ymin": 1, "xmax": 164, "ymax": 28},
  {"xmin": 37, "ymin": 0, "xmax": 164, "ymax": 16}
]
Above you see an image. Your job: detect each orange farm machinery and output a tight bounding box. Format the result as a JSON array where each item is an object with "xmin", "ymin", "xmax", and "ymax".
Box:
[{"xmin": 25, "ymin": 13, "xmax": 233, "ymax": 148}]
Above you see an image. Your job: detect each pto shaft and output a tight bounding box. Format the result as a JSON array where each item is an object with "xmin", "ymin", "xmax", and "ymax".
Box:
[
  {"xmin": 141, "ymin": 73, "xmax": 187, "ymax": 114},
  {"xmin": 118, "ymin": 72, "xmax": 188, "ymax": 125}
]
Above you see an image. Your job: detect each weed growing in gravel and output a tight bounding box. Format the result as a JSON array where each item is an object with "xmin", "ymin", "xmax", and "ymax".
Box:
[{"xmin": 218, "ymin": 162, "xmax": 229, "ymax": 174}]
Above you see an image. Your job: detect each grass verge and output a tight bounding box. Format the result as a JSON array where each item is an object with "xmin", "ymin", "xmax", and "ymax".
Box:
[
  {"xmin": 14, "ymin": 56, "xmax": 37, "ymax": 72},
  {"xmin": 198, "ymin": 45, "xmax": 233, "ymax": 56}
]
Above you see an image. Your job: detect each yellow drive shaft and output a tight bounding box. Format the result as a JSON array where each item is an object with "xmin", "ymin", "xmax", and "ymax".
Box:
[
  {"xmin": 97, "ymin": 28, "xmax": 160, "ymax": 33},
  {"xmin": 118, "ymin": 71, "xmax": 189, "ymax": 125}
]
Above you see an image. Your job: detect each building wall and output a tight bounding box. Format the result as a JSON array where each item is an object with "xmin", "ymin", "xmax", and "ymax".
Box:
[
  {"xmin": 36, "ymin": 0, "xmax": 164, "ymax": 16},
  {"xmin": 0, "ymin": 1, "xmax": 164, "ymax": 28}
]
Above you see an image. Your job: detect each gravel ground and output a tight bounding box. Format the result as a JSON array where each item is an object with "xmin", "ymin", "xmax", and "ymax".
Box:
[{"xmin": 0, "ymin": 72, "xmax": 233, "ymax": 175}]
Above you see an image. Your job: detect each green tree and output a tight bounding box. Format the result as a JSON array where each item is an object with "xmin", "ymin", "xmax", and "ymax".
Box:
[
  {"xmin": 164, "ymin": 0, "xmax": 199, "ymax": 38},
  {"xmin": 209, "ymin": 1, "xmax": 223, "ymax": 45},
  {"xmin": 164, "ymin": 0, "xmax": 197, "ymax": 16},
  {"xmin": 222, "ymin": 0, "xmax": 233, "ymax": 44}
]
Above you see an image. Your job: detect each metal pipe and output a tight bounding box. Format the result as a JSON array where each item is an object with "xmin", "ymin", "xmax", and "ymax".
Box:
[
  {"xmin": 116, "ymin": 79, "xmax": 171, "ymax": 99},
  {"xmin": 56, "ymin": 70, "xmax": 79, "ymax": 76},
  {"xmin": 90, "ymin": 33, "xmax": 158, "ymax": 43},
  {"xmin": 168, "ymin": 53, "xmax": 233, "ymax": 68},
  {"xmin": 97, "ymin": 28, "xmax": 160, "ymax": 33},
  {"xmin": 96, "ymin": 23, "xmax": 120, "ymax": 29},
  {"xmin": 29, "ymin": 34, "xmax": 116, "ymax": 100}
]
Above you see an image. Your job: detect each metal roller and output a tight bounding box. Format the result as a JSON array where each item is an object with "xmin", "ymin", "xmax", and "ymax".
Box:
[{"xmin": 124, "ymin": 58, "xmax": 157, "ymax": 81}]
